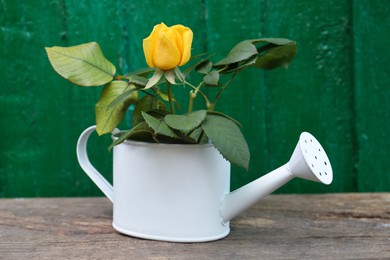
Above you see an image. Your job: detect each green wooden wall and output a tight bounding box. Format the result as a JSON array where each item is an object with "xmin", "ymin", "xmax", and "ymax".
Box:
[{"xmin": 1, "ymin": 0, "xmax": 389, "ymax": 197}]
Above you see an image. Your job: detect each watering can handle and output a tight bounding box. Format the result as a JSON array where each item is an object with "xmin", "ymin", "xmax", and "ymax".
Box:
[{"xmin": 76, "ymin": 125, "xmax": 114, "ymax": 203}]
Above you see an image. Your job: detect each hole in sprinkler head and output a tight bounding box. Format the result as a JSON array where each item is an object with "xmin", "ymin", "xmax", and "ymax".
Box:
[
  {"xmin": 324, "ymin": 161, "xmax": 327, "ymax": 165},
  {"xmin": 319, "ymin": 172, "xmax": 322, "ymax": 176},
  {"xmin": 315, "ymin": 156, "xmax": 317, "ymax": 159},
  {"xmin": 311, "ymin": 164, "xmax": 314, "ymax": 168},
  {"xmin": 305, "ymin": 140, "xmax": 307, "ymax": 143},
  {"xmin": 318, "ymin": 148, "xmax": 321, "ymax": 152},
  {"xmin": 310, "ymin": 139, "xmax": 313, "ymax": 142},
  {"xmin": 325, "ymin": 172, "xmax": 327, "ymax": 175}
]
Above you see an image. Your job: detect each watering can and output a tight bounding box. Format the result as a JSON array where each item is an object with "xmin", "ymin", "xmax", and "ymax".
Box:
[{"xmin": 77, "ymin": 125, "xmax": 333, "ymax": 242}]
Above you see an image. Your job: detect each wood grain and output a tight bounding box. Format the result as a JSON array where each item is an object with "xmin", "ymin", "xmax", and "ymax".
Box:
[{"xmin": 0, "ymin": 194, "xmax": 389, "ymax": 259}]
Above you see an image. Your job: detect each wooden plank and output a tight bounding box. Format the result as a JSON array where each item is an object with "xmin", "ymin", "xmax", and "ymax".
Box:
[
  {"xmin": 1, "ymin": 0, "xmax": 389, "ymax": 197},
  {"xmin": 353, "ymin": 1, "xmax": 390, "ymax": 191},
  {"xmin": 0, "ymin": 194, "xmax": 389, "ymax": 259},
  {"xmin": 263, "ymin": 1, "xmax": 356, "ymax": 193},
  {"xmin": 204, "ymin": 0, "xmax": 267, "ymax": 190}
]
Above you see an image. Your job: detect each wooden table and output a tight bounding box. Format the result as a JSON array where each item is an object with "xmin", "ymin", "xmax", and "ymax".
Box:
[{"xmin": 0, "ymin": 193, "xmax": 389, "ymax": 259}]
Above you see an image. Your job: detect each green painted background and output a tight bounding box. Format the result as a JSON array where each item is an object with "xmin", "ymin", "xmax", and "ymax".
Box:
[{"xmin": 1, "ymin": 0, "xmax": 389, "ymax": 197}]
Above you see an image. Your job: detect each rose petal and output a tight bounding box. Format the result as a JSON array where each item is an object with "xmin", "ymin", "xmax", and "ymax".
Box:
[
  {"xmin": 179, "ymin": 28, "xmax": 193, "ymax": 66},
  {"xmin": 172, "ymin": 25, "xmax": 193, "ymax": 66},
  {"xmin": 143, "ymin": 23, "xmax": 167, "ymax": 68},
  {"xmin": 153, "ymin": 27, "xmax": 181, "ymax": 70}
]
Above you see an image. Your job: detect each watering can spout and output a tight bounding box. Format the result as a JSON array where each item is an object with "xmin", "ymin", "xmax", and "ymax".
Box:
[{"xmin": 220, "ymin": 132, "xmax": 333, "ymax": 224}]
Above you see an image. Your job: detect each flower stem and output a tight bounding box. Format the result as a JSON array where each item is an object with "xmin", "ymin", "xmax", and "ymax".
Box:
[
  {"xmin": 188, "ymin": 91, "xmax": 196, "ymax": 113},
  {"xmin": 185, "ymin": 81, "xmax": 210, "ymax": 112},
  {"xmin": 213, "ymin": 70, "xmax": 239, "ymax": 110},
  {"xmin": 166, "ymin": 81, "xmax": 175, "ymax": 114}
]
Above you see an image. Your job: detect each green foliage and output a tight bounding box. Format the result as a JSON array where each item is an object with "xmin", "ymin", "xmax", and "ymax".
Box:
[
  {"xmin": 45, "ymin": 42, "xmax": 115, "ymax": 86},
  {"xmin": 109, "ymin": 122, "xmax": 154, "ymax": 150},
  {"xmin": 254, "ymin": 44, "xmax": 297, "ymax": 69},
  {"xmin": 45, "ymin": 35, "xmax": 297, "ymax": 170},
  {"xmin": 195, "ymin": 60, "xmax": 213, "ymax": 74},
  {"xmin": 214, "ymin": 40, "xmax": 257, "ymax": 67},
  {"xmin": 142, "ymin": 112, "xmax": 179, "ymax": 139},
  {"xmin": 203, "ymin": 70, "xmax": 220, "ymax": 86},
  {"xmin": 131, "ymin": 95, "xmax": 166, "ymax": 125},
  {"xmin": 145, "ymin": 68, "xmax": 163, "ymax": 89},
  {"xmin": 95, "ymin": 81, "xmax": 137, "ymax": 135},
  {"xmin": 202, "ymin": 114, "xmax": 250, "ymax": 170},
  {"xmin": 214, "ymin": 38, "xmax": 297, "ymax": 73},
  {"xmin": 164, "ymin": 110, "xmax": 207, "ymax": 134}
]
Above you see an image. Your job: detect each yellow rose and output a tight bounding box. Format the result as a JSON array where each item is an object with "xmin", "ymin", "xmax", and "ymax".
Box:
[{"xmin": 143, "ymin": 23, "xmax": 193, "ymax": 70}]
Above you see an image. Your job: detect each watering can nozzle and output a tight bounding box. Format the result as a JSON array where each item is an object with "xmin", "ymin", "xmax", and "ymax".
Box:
[{"xmin": 220, "ymin": 132, "xmax": 333, "ymax": 223}]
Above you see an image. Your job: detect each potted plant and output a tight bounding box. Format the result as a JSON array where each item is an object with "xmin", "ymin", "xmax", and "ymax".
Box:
[{"xmin": 45, "ymin": 22, "xmax": 298, "ymax": 242}]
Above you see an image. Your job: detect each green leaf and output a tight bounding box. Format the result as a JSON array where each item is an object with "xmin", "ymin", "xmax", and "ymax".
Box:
[
  {"xmin": 95, "ymin": 81, "xmax": 136, "ymax": 135},
  {"xmin": 252, "ymin": 37, "xmax": 294, "ymax": 46},
  {"xmin": 164, "ymin": 69, "xmax": 176, "ymax": 84},
  {"xmin": 174, "ymin": 67, "xmax": 186, "ymax": 83},
  {"xmin": 188, "ymin": 127, "xmax": 208, "ymax": 144},
  {"xmin": 215, "ymin": 55, "xmax": 257, "ymax": 74},
  {"xmin": 146, "ymin": 109, "xmax": 172, "ymax": 119},
  {"xmin": 164, "ymin": 110, "xmax": 207, "ymax": 134},
  {"xmin": 109, "ymin": 121, "xmax": 154, "ymax": 150},
  {"xmin": 45, "ymin": 42, "xmax": 116, "ymax": 86},
  {"xmin": 201, "ymin": 114, "xmax": 250, "ymax": 170},
  {"xmin": 203, "ymin": 70, "xmax": 220, "ymax": 86},
  {"xmin": 214, "ymin": 40, "xmax": 257, "ymax": 67},
  {"xmin": 207, "ymin": 111, "xmax": 242, "ymax": 127},
  {"xmin": 132, "ymin": 95, "xmax": 166, "ymax": 125},
  {"xmin": 124, "ymin": 75, "xmax": 148, "ymax": 87},
  {"xmin": 108, "ymin": 84, "xmax": 138, "ymax": 109},
  {"xmin": 145, "ymin": 68, "xmax": 163, "ymax": 89},
  {"xmin": 124, "ymin": 67, "xmax": 154, "ymax": 78},
  {"xmin": 142, "ymin": 111, "xmax": 178, "ymax": 138},
  {"xmin": 156, "ymin": 89, "xmax": 178, "ymax": 104},
  {"xmin": 183, "ymin": 54, "xmax": 214, "ymax": 76},
  {"xmin": 253, "ymin": 44, "xmax": 297, "ymax": 69},
  {"xmin": 213, "ymin": 38, "xmax": 297, "ymax": 72},
  {"xmin": 195, "ymin": 60, "xmax": 213, "ymax": 74}
]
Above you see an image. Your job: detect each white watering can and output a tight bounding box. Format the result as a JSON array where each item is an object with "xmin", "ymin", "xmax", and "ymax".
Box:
[{"xmin": 77, "ymin": 125, "xmax": 333, "ymax": 242}]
